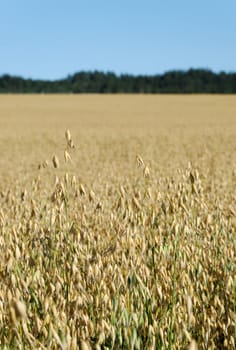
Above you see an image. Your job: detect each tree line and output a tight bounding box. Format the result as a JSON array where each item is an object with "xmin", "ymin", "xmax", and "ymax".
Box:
[{"xmin": 0, "ymin": 69, "xmax": 236, "ymax": 93}]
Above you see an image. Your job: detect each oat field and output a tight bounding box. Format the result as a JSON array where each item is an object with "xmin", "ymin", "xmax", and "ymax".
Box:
[{"xmin": 0, "ymin": 95, "xmax": 235, "ymax": 349}]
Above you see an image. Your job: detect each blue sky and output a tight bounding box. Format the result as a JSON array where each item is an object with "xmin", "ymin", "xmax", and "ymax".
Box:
[{"xmin": 1, "ymin": 0, "xmax": 236, "ymax": 79}]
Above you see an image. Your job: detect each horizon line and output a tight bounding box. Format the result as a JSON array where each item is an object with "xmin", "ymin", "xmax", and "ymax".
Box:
[{"xmin": 1, "ymin": 67, "xmax": 236, "ymax": 82}]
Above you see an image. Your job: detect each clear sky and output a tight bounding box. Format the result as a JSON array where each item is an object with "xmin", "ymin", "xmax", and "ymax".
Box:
[{"xmin": 1, "ymin": 0, "xmax": 236, "ymax": 80}]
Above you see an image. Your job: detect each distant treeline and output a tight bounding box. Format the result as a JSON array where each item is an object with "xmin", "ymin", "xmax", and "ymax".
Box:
[{"xmin": 1, "ymin": 69, "xmax": 236, "ymax": 93}]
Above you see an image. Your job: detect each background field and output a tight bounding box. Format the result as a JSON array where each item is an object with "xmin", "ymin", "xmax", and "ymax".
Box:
[
  {"xmin": 0, "ymin": 95, "xmax": 235, "ymax": 349},
  {"xmin": 0, "ymin": 95, "xmax": 236, "ymax": 187}
]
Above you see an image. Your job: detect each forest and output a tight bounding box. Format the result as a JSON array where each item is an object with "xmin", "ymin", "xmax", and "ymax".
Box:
[{"xmin": 0, "ymin": 69, "xmax": 236, "ymax": 93}]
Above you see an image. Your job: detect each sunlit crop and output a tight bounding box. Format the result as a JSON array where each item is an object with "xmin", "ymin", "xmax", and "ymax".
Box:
[{"xmin": 0, "ymin": 95, "xmax": 235, "ymax": 349}]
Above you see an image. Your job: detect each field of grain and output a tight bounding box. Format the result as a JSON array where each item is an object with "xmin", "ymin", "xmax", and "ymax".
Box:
[{"xmin": 0, "ymin": 95, "xmax": 235, "ymax": 349}]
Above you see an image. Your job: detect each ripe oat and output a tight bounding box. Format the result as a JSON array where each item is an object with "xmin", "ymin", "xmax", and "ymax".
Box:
[
  {"xmin": 52, "ymin": 155, "xmax": 60, "ymax": 168},
  {"xmin": 0, "ymin": 95, "xmax": 235, "ymax": 349}
]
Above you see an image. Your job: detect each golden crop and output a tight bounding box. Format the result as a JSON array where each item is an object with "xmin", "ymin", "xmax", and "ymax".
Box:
[{"xmin": 0, "ymin": 95, "xmax": 235, "ymax": 349}]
